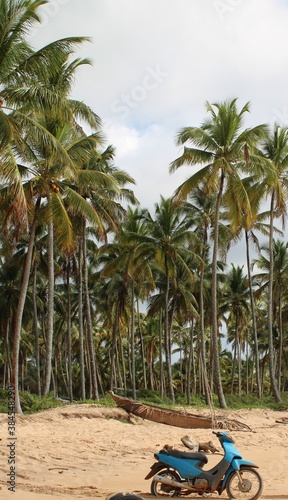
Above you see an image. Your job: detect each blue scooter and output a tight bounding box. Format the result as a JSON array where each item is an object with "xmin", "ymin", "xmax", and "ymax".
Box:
[{"xmin": 145, "ymin": 431, "xmax": 263, "ymax": 499}]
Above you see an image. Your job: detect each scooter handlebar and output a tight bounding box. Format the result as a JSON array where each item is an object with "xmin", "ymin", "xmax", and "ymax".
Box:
[{"xmin": 212, "ymin": 431, "xmax": 223, "ymax": 437}]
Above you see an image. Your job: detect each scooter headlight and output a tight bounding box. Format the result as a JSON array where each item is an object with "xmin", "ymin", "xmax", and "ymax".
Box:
[{"xmin": 226, "ymin": 434, "xmax": 234, "ymax": 443}]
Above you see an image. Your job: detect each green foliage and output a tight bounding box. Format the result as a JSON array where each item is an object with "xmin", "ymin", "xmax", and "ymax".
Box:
[
  {"xmin": 175, "ymin": 393, "xmax": 208, "ymax": 407},
  {"xmin": 225, "ymin": 393, "xmax": 288, "ymax": 410},
  {"xmin": 19, "ymin": 392, "xmax": 65, "ymax": 414},
  {"xmin": 2, "ymin": 388, "xmax": 288, "ymax": 414},
  {"xmin": 0, "ymin": 389, "xmax": 9, "ymax": 412},
  {"xmin": 75, "ymin": 394, "xmax": 117, "ymax": 407}
]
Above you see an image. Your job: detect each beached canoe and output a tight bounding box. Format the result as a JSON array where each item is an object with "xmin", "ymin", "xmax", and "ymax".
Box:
[{"xmin": 109, "ymin": 391, "xmax": 251, "ymax": 431}]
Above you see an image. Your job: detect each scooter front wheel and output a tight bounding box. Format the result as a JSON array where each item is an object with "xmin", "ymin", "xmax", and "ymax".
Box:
[
  {"xmin": 226, "ymin": 467, "xmax": 263, "ymax": 500},
  {"xmin": 150, "ymin": 469, "xmax": 182, "ymax": 497}
]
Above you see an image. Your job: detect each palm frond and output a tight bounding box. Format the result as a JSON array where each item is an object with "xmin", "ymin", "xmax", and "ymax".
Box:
[
  {"xmin": 0, "ymin": 109, "xmax": 14, "ymax": 151},
  {"xmin": 63, "ymin": 186, "xmax": 105, "ymax": 234},
  {"xmin": 170, "ymin": 146, "xmax": 213, "ymax": 173},
  {"xmin": 172, "ymin": 164, "xmax": 213, "ymax": 203}
]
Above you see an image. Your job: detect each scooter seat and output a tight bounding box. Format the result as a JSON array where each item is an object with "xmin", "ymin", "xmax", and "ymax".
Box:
[{"xmin": 159, "ymin": 449, "xmax": 208, "ymax": 464}]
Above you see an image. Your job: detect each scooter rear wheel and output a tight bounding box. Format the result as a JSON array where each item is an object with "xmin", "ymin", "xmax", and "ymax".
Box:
[
  {"xmin": 226, "ymin": 467, "xmax": 263, "ymax": 500},
  {"xmin": 150, "ymin": 469, "xmax": 182, "ymax": 497}
]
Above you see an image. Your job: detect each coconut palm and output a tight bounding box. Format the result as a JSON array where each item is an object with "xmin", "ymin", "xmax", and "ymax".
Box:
[
  {"xmin": 0, "ymin": 0, "xmax": 105, "ymax": 412},
  {"xmin": 71, "ymin": 146, "xmax": 136, "ymax": 398},
  {"xmin": 258, "ymin": 125, "xmax": 288, "ymax": 401},
  {"xmin": 100, "ymin": 207, "xmax": 154, "ymax": 399},
  {"xmin": 253, "ymin": 240, "xmax": 288, "ymax": 393},
  {"xmin": 170, "ymin": 99, "xmax": 269, "ymax": 408},
  {"xmin": 131, "ymin": 197, "xmax": 200, "ymax": 401},
  {"xmin": 220, "ymin": 265, "xmax": 250, "ymax": 394}
]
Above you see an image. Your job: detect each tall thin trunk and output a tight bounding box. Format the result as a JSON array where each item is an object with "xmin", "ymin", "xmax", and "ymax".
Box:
[
  {"xmin": 235, "ymin": 313, "xmax": 242, "ymax": 395},
  {"xmin": 245, "ymin": 230, "xmax": 262, "ymax": 397},
  {"xmin": 186, "ymin": 319, "xmax": 195, "ymax": 403},
  {"xmin": 12, "ymin": 197, "xmax": 41, "ymax": 413},
  {"xmin": 230, "ymin": 343, "xmax": 237, "ymax": 394},
  {"xmin": 66, "ymin": 260, "xmax": 73, "ymax": 402},
  {"xmin": 148, "ymin": 347, "xmax": 154, "ymax": 391},
  {"xmin": 78, "ymin": 234, "xmax": 86, "ymax": 400},
  {"xmin": 119, "ymin": 333, "xmax": 127, "ymax": 393},
  {"xmin": 137, "ymin": 300, "xmax": 147, "ymax": 389},
  {"xmin": 237, "ymin": 337, "xmax": 242, "ymax": 395},
  {"xmin": 5, "ymin": 319, "xmax": 12, "ymax": 387},
  {"xmin": 44, "ymin": 214, "xmax": 55, "ymax": 396},
  {"xmin": 199, "ymin": 229, "xmax": 212, "ymax": 404},
  {"xmin": 268, "ymin": 193, "xmax": 281, "ymax": 402},
  {"xmin": 246, "ymin": 341, "xmax": 249, "ymax": 395},
  {"xmin": 130, "ymin": 281, "xmax": 136, "ymax": 399},
  {"xmin": 83, "ymin": 219, "xmax": 99, "ymax": 399},
  {"xmin": 211, "ymin": 171, "xmax": 227, "ymax": 408},
  {"xmin": 159, "ymin": 311, "xmax": 164, "ymax": 397},
  {"xmin": 32, "ymin": 265, "xmax": 41, "ymax": 397},
  {"xmin": 278, "ymin": 290, "xmax": 283, "ymax": 391},
  {"xmin": 115, "ymin": 339, "xmax": 124, "ymax": 390},
  {"xmin": 110, "ymin": 322, "xmax": 118, "ymax": 391},
  {"xmin": 164, "ymin": 256, "xmax": 174, "ymax": 402}
]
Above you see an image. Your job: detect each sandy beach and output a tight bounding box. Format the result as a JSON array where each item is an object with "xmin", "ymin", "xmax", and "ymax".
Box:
[{"xmin": 1, "ymin": 404, "xmax": 288, "ymax": 500}]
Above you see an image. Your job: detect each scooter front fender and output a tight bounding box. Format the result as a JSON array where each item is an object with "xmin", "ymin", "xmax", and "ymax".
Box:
[
  {"xmin": 145, "ymin": 462, "xmax": 168, "ymax": 480},
  {"xmin": 222, "ymin": 460, "xmax": 259, "ymax": 488}
]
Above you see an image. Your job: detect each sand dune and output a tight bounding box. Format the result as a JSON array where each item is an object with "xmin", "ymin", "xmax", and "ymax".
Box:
[{"xmin": 1, "ymin": 404, "xmax": 288, "ymax": 499}]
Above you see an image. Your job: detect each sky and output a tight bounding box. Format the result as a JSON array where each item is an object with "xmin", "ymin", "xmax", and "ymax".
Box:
[{"xmin": 28, "ymin": 0, "xmax": 288, "ymax": 265}]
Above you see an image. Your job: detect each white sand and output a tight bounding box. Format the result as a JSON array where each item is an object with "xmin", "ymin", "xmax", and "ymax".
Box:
[{"xmin": 1, "ymin": 404, "xmax": 288, "ymax": 499}]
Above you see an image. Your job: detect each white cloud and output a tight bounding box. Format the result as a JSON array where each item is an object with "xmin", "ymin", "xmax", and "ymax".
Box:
[
  {"xmin": 103, "ymin": 122, "xmax": 140, "ymax": 157},
  {"xmin": 29, "ymin": 0, "xmax": 288, "ymax": 244}
]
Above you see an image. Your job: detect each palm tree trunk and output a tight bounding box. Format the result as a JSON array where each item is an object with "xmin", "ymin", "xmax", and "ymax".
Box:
[
  {"xmin": 235, "ymin": 313, "xmax": 242, "ymax": 395},
  {"xmin": 12, "ymin": 197, "xmax": 41, "ymax": 413},
  {"xmin": 137, "ymin": 300, "xmax": 147, "ymax": 389},
  {"xmin": 246, "ymin": 341, "xmax": 249, "ymax": 395},
  {"xmin": 32, "ymin": 265, "xmax": 41, "ymax": 397},
  {"xmin": 186, "ymin": 319, "xmax": 195, "ymax": 403},
  {"xmin": 230, "ymin": 343, "xmax": 236, "ymax": 394},
  {"xmin": 268, "ymin": 193, "xmax": 281, "ymax": 402},
  {"xmin": 44, "ymin": 215, "xmax": 55, "ymax": 396},
  {"xmin": 159, "ymin": 310, "xmax": 164, "ymax": 397},
  {"xmin": 118, "ymin": 333, "xmax": 127, "ymax": 393},
  {"xmin": 115, "ymin": 339, "xmax": 124, "ymax": 390},
  {"xmin": 83, "ymin": 219, "xmax": 99, "ymax": 400},
  {"xmin": 237, "ymin": 336, "xmax": 242, "ymax": 395},
  {"xmin": 278, "ymin": 288, "xmax": 283, "ymax": 391},
  {"xmin": 164, "ymin": 256, "xmax": 174, "ymax": 402},
  {"xmin": 199, "ymin": 229, "xmax": 211, "ymax": 404},
  {"xmin": 110, "ymin": 322, "xmax": 118, "ymax": 391},
  {"xmin": 78, "ymin": 235, "xmax": 86, "ymax": 400},
  {"xmin": 211, "ymin": 170, "xmax": 227, "ymax": 408},
  {"xmin": 245, "ymin": 230, "xmax": 262, "ymax": 397},
  {"xmin": 66, "ymin": 260, "xmax": 73, "ymax": 402},
  {"xmin": 130, "ymin": 281, "xmax": 136, "ymax": 399},
  {"xmin": 6, "ymin": 321, "xmax": 12, "ymax": 387}
]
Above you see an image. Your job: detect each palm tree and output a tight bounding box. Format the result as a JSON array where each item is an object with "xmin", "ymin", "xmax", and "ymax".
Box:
[
  {"xmin": 170, "ymin": 99, "xmax": 268, "ymax": 408},
  {"xmin": 0, "ymin": 0, "xmax": 102, "ymax": 412},
  {"xmin": 253, "ymin": 240, "xmax": 288, "ymax": 393},
  {"xmin": 220, "ymin": 265, "xmax": 250, "ymax": 394},
  {"xmin": 133, "ymin": 197, "xmax": 199, "ymax": 401},
  {"xmin": 258, "ymin": 125, "xmax": 288, "ymax": 402},
  {"xmin": 101, "ymin": 207, "xmax": 154, "ymax": 399},
  {"xmin": 0, "ymin": 0, "xmax": 45, "ymax": 151},
  {"xmin": 73, "ymin": 146, "xmax": 136, "ymax": 398},
  {"xmin": 184, "ymin": 186, "xmax": 216, "ymax": 404}
]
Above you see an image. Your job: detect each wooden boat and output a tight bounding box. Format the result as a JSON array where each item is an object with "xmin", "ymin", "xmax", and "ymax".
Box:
[{"xmin": 109, "ymin": 391, "xmax": 251, "ymax": 431}]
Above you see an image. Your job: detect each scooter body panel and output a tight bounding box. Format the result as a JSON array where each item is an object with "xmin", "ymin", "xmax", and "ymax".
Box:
[{"xmin": 154, "ymin": 453, "xmax": 206, "ymax": 479}]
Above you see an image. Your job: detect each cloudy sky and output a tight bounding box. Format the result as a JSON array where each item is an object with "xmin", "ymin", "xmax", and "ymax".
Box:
[{"xmin": 29, "ymin": 0, "xmax": 288, "ymax": 262}]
